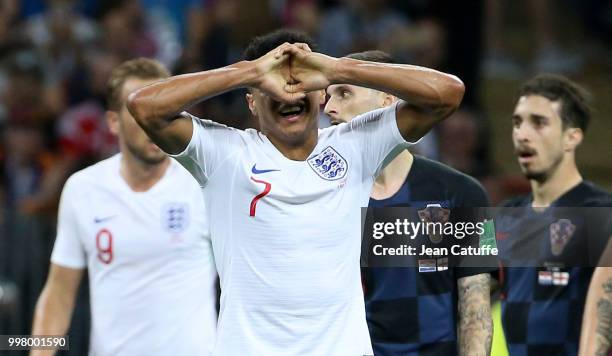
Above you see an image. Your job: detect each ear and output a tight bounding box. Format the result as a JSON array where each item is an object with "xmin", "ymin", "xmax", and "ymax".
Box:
[
  {"xmin": 318, "ymin": 89, "xmax": 326, "ymax": 103},
  {"xmin": 106, "ymin": 110, "xmax": 120, "ymax": 136},
  {"xmin": 563, "ymin": 127, "xmax": 583, "ymax": 152},
  {"xmin": 381, "ymin": 92, "xmax": 396, "ymax": 108},
  {"xmin": 246, "ymin": 92, "xmax": 257, "ymax": 117}
]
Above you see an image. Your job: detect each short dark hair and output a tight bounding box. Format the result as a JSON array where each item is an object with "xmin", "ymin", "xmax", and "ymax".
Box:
[
  {"xmin": 243, "ymin": 29, "xmax": 318, "ymax": 61},
  {"xmin": 107, "ymin": 58, "xmax": 170, "ymax": 111},
  {"xmin": 518, "ymin": 74, "xmax": 592, "ymax": 131},
  {"xmin": 345, "ymin": 50, "xmax": 396, "ymax": 64}
]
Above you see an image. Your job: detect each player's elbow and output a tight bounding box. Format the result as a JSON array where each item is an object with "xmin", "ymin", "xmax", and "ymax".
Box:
[
  {"xmin": 126, "ymin": 90, "xmax": 153, "ymax": 128},
  {"xmin": 127, "ymin": 89, "xmax": 178, "ymax": 133},
  {"xmin": 33, "ymin": 283, "xmax": 76, "ymax": 332},
  {"xmin": 437, "ymin": 75, "xmax": 465, "ymax": 118}
]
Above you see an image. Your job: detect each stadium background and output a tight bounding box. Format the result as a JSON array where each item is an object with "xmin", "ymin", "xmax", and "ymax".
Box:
[{"xmin": 0, "ymin": 0, "xmax": 610, "ymax": 355}]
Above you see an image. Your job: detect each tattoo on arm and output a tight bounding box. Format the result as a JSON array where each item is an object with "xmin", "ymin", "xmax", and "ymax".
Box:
[
  {"xmin": 458, "ymin": 273, "xmax": 492, "ymax": 356},
  {"xmin": 595, "ymin": 278, "xmax": 612, "ymax": 356}
]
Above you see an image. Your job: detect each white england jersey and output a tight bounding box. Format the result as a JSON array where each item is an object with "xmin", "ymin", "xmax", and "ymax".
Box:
[
  {"xmin": 51, "ymin": 154, "xmax": 217, "ymax": 356},
  {"xmin": 173, "ymin": 104, "xmax": 408, "ymax": 356}
]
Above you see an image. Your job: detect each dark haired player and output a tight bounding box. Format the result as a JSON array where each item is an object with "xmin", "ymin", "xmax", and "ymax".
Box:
[
  {"xmin": 127, "ymin": 29, "xmax": 464, "ymax": 355},
  {"xmin": 326, "ymin": 50, "xmax": 494, "ymax": 356},
  {"xmin": 497, "ymin": 74, "xmax": 612, "ymax": 356}
]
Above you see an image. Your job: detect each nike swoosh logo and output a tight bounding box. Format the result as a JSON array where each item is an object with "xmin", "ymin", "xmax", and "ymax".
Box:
[
  {"xmin": 251, "ymin": 164, "xmax": 280, "ymax": 174},
  {"xmin": 94, "ymin": 215, "xmax": 117, "ymax": 224}
]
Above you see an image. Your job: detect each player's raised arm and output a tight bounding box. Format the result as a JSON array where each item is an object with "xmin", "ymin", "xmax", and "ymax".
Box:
[
  {"xmin": 30, "ymin": 264, "xmax": 84, "ymax": 356},
  {"xmin": 126, "ymin": 43, "xmax": 305, "ymax": 154},
  {"xmin": 286, "ymin": 45, "xmax": 465, "ymax": 142}
]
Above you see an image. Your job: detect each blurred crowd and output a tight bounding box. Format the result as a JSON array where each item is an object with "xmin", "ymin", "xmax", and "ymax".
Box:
[{"xmin": 0, "ymin": 0, "xmax": 611, "ymax": 354}]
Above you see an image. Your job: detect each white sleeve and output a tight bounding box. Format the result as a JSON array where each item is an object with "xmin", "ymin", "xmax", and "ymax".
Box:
[
  {"xmin": 170, "ymin": 113, "xmax": 245, "ymax": 186},
  {"xmin": 50, "ymin": 176, "xmax": 87, "ymax": 269},
  {"xmin": 342, "ymin": 101, "xmax": 412, "ymax": 178}
]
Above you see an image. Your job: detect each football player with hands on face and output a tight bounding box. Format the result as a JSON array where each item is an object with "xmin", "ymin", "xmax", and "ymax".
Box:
[{"xmin": 127, "ymin": 30, "xmax": 464, "ymax": 355}]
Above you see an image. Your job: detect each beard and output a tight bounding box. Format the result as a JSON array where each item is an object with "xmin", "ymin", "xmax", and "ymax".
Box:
[
  {"xmin": 522, "ymin": 150, "xmax": 564, "ymax": 183},
  {"xmin": 126, "ymin": 141, "xmax": 166, "ymax": 165}
]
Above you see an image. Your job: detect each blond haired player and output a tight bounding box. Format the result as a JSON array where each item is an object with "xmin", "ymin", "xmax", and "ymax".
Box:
[{"xmin": 30, "ymin": 58, "xmax": 217, "ymax": 356}]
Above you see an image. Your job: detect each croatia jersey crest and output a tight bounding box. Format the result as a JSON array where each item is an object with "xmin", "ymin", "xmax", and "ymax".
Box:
[
  {"xmin": 418, "ymin": 204, "xmax": 450, "ymax": 244},
  {"xmin": 162, "ymin": 203, "xmax": 189, "ymax": 233},
  {"xmin": 549, "ymin": 218, "xmax": 575, "ymax": 256},
  {"xmin": 307, "ymin": 146, "xmax": 348, "ymax": 181}
]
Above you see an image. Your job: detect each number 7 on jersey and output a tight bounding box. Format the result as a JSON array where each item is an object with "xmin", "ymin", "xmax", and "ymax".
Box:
[{"xmin": 250, "ymin": 177, "xmax": 272, "ymax": 217}]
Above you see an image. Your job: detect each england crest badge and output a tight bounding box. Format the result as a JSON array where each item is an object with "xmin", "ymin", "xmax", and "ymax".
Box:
[
  {"xmin": 162, "ymin": 203, "xmax": 189, "ymax": 234},
  {"xmin": 307, "ymin": 146, "xmax": 348, "ymax": 181},
  {"xmin": 549, "ymin": 218, "xmax": 575, "ymax": 256}
]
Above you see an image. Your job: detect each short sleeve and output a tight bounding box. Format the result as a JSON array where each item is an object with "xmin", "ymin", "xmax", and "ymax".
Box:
[
  {"xmin": 170, "ymin": 112, "xmax": 245, "ymax": 186},
  {"xmin": 455, "ymin": 269, "xmax": 496, "ymax": 280},
  {"xmin": 455, "ymin": 178, "xmax": 496, "ymax": 277},
  {"xmin": 460, "ymin": 178, "xmax": 490, "ymax": 208},
  {"xmin": 587, "ymin": 203, "xmax": 612, "ymax": 265},
  {"xmin": 340, "ymin": 101, "xmax": 410, "ymax": 178},
  {"xmin": 50, "ymin": 176, "xmax": 87, "ymax": 269}
]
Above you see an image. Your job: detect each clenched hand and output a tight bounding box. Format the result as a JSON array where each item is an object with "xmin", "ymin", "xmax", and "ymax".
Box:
[{"xmin": 251, "ymin": 42, "xmax": 338, "ymax": 102}]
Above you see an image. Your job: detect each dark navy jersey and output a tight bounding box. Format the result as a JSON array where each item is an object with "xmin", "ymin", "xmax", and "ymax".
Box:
[
  {"xmin": 362, "ymin": 155, "xmax": 494, "ymax": 356},
  {"xmin": 498, "ymin": 181, "xmax": 612, "ymax": 356}
]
